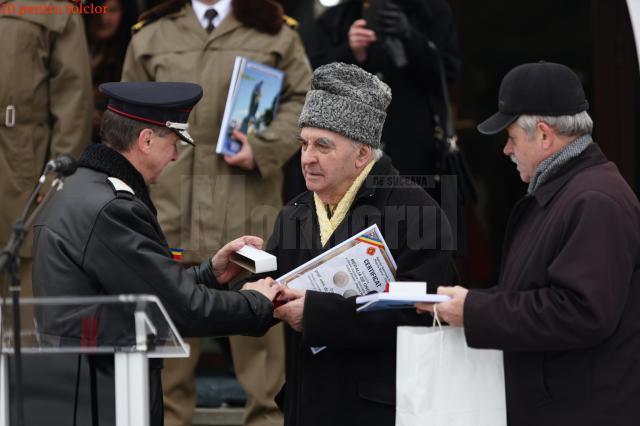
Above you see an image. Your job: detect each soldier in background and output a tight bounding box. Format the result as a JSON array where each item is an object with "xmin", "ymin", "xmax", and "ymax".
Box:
[
  {"xmin": 122, "ymin": 0, "xmax": 312, "ymax": 425},
  {"xmin": 0, "ymin": 0, "xmax": 92, "ymax": 294}
]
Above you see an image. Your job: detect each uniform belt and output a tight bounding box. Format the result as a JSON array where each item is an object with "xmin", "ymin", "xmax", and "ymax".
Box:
[
  {"xmin": 3, "ymin": 105, "xmax": 16, "ymax": 128},
  {"xmin": 0, "ymin": 104, "xmax": 49, "ymax": 127}
]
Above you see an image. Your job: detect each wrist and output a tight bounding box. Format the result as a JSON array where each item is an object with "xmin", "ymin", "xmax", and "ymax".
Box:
[{"xmin": 210, "ymin": 258, "xmax": 220, "ymax": 278}]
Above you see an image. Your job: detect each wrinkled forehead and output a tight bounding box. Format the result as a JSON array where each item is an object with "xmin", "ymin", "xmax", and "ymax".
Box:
[{"xmin": 300, "ymin": 127, "xmax": 354, "ymax": 147}]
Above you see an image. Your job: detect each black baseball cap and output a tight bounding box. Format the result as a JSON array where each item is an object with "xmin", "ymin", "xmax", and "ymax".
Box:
[
  {"xmin": 99, "ymin": 82, "xmax": 203, "ymax": 145},
  {"xmin": 477, "ymin": 61, "xmax": 589, "ymax": 135}
]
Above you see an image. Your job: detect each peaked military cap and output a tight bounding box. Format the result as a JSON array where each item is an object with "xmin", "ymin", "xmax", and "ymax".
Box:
[{"xmin": 99, "ymin": 82, "xmax": 203, "ymax": 145}]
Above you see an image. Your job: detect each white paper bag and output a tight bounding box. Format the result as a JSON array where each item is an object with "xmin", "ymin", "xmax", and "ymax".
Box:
[{"xmin": 396, "ymin": 323, "xmax": 506, "ymax": 426}]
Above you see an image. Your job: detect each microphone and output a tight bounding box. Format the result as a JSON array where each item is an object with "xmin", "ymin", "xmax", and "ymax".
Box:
[{"xmin": 44, "ymin": 154, "xmax": 78, "ymax": 177}]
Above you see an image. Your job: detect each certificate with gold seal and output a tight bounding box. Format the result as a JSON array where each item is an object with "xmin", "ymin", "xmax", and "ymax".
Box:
[{"xmin": 277, "ymin": 224, "xmax": 397, "ymax": 297}]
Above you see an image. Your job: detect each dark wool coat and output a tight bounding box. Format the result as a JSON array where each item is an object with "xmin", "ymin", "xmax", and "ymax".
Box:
[
  {"xmin": 243, "ymin": 156, "xmax": 457, "ymax": 426},
  {"xmin": 465, "ymin": 144, "xmax": 640, "ymax": 425}
]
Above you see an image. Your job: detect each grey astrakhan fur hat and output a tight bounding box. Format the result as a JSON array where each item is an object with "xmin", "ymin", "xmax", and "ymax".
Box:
[{"xmin": 298, "ymin": 62, "xmax": 392, "ymax": 149}]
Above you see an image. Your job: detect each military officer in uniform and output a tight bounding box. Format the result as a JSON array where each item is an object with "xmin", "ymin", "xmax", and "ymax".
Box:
[
  {"xmin": 0, "ymin": 0, "xmax": 92, "ymax": 295},
  {"xmin": 31, "ymin": 82, "xmax": 282, "ymax": 426},
  {"xmin": 122, "ymin": 1, "xmax": 312, "ymax": 425}
]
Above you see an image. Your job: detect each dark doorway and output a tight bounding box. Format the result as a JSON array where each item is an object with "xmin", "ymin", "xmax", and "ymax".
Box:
[{"xmin": 449, "ymin": 0, "xmax": 639, "ymax": 285}]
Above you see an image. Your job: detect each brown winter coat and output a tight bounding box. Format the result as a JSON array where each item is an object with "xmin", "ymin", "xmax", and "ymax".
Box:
[
  {"xmin": 122, "ymin": 2, "xmax": 312, "ymax": 262},
  {"xmin": 0, "ymin": 0, "xmax": 92, "ymax": 256}
]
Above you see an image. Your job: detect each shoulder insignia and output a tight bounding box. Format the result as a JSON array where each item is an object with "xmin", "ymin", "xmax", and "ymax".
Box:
[
  {"xmin": 133, "ymin": 0, "xmax": 186, "ymax": 34},
  {"xmin": 283, "ymin": 15, "xmax": 298, "ymax": 29},
  {"xmin": 107, "ymin": 177, "xmax": 135, "ymax": 196},
  {"xmin": 131, "ymin": 19, "xmax": 148, "ymax": 34}
]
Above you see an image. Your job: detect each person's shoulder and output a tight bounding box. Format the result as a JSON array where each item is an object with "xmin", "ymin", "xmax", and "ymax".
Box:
[
  {"xmin": 370, "ymin": 157, "xmax": 439, "ymax": 207},
  {"xmin": 131, "ymin": 0, "xmax": 186, "ymax": 35},
  {"xmin": 234, "ymin": 0, "xmax": 299, "ymax": 38},
  {"xmin": 386, "ymin": 177, "xmax": 439, "ymax": 208},
  {"xmin": 67, "ymin": 168, "xmax": 148, "ymax": 211},
  {"xmin": 4, "ymin": 0, "xmax": 77, "ymax": 33},
  {"xmin": 69, "ymin": 168, "xmax": 122, "ymax": 204},
  {"xmin": 282, "ymin": 15, "xmax": 299, "ymax": 31},
  {"xmin": 567, "ymin": 161, "xmax": 638, "ymax": 209},
  {"xmin": 37, "ymin": 167, "xmax": 116, "ymax": 229}
]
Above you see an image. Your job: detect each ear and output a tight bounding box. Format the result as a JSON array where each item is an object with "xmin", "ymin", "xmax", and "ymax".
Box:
[
  {"xmin": 537, "ymin": 122, "xmax": 555, "ymax": 150},
  {"xmin": 355, "ymin": 144, "xmax": 372, "ymax": 168},
  {"xmin": 136, "ymin": 128, "xmax": 154, "ymax": 154}
]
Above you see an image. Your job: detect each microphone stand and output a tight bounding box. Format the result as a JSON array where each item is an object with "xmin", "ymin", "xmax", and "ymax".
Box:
[{"xmin": 0, "ymin": 172, "xmax": 66, "ymax": 426}]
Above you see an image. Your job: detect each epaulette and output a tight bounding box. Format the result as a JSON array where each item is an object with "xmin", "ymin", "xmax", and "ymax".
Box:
[
  {"xmin": 132, "ymin": 0, "xmax": 186, "ymax": 34},
  {"xmin": 107, "ymin": 177, "xmax": 135, "ymax": 198},
  {"xmin": 283, "ymin": 15, "xmax": 298, "ymax": 29},
  {"xmin": 131, "ymin": 19, "xmax": 148, "ymax": 34}
]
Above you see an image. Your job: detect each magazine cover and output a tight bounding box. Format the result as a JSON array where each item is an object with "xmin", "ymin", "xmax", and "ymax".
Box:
[
  {"xmin": 215, "ymin": 57, "xmax": 285, "ymax": 156},
  {"xmin": 277, "ymin": 224, "xmax": 397, "ymax": 297}
]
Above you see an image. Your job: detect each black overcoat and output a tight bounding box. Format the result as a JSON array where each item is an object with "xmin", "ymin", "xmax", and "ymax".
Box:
[
  {"xmin": 28, "ymin": 144, "xmax": 274, "ymax": 425},
  {"xmin": 245, "ymin": 156, "xmax": 457, "ymax": 426}
]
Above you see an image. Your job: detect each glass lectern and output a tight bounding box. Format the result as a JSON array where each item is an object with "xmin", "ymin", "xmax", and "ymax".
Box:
[{"xmin": 0, "ymin": 295, "xmax": 189, "ymax": 426}]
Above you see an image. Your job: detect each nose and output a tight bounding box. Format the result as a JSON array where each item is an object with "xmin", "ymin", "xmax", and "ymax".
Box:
[
  {"xmin": 503, "ymin": 139, "xmax": 513, "ymax": 156},
  {"xmin": 300, "ymin": 145, "xmax": 316, "ymax": 168},
  {"xmin": 171, "ymin": 144, "xmax": 179, "ymax": 161}
]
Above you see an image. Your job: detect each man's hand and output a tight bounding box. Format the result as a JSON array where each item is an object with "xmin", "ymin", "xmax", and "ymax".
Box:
[
  {"xmin": 376, "ymin": 2, "xmax": 412, "ymax": 40},
  {"xmin": 348, "ymin": 19, "xmax": 377, "ymax": 63},
  {"xmin": 211, "ymin": 235, "xmax": 264, "ymax": 284},
  {"xmin": 274, "ymin": 288, "xmax": 305, "ymax": 332},
  {"xmin": 241, "ymin": 278, "xmax": 282, "ymax": 302},
  {"xmin": 415, "ymin": 286, "xmax": 469, "ymax": 327},
  {"xmin": 224, "ymin": 129, "xmax": 256, "ymax": 170}
]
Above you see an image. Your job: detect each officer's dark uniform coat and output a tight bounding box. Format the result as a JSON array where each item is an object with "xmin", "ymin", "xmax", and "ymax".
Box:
[{"xmin": 31, "ymin": 143, "xmax": 274, "ymax": 425}]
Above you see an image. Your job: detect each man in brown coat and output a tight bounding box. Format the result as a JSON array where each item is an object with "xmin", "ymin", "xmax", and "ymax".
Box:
[
  {"xmin": 0, "ymin": 0, "xmax": 93, "ymax": 294},
  {"xmin": 121, "ymin": 1, "xmax": 312, "ymax": 425},
  {"xmin": 419, "ymin": 62, "xmax": 640, "ymax": 425}
]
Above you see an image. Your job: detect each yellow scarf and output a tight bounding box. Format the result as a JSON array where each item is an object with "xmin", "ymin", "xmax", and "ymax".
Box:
[{"xmin": 314, "ymin": 161, "xmax": 376, "ymax": 247}]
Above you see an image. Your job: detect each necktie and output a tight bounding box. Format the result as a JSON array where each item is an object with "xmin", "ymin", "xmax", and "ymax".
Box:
[{"xmin": 204, "ymin": 8, "xmax": 217, "ymax": 34}]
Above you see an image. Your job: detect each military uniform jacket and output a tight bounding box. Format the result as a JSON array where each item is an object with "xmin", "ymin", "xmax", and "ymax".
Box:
[
  {"xmin": 31, "ymin": 144, "xmax": 274, "ymax": 424},
  {"xmin": 0, "ymin": 0, "xmax": 92, "ymax": 256},
  {"xmin": 122, "ymin": 2, "xmax": 312, "ymax": 263},
  {"xmin": 465, "ymin": 144, "xmax": 640, "ymax": 425}
]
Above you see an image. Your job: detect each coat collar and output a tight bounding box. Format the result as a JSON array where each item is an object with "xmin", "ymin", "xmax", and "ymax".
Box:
[
  {"xmin": 532, "ymin": 143, "xmax": 609, "ymax": 208},
  {"xmin": 174, "ymin": 2, "xmax": 243, "ymax": 45},
  {"xmin": 288, "ymin": 155, "xmax": 398, "ymax": 250},
  {"xmin": 79, "ymin": 144, "xmax": 157, "ymax": 216}
]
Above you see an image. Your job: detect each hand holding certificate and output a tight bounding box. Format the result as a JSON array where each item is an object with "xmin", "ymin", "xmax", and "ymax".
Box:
[
  {"xmin": 274, "ymin": 225, "xmax": 395, "ymax": 355},
  {"xmin": 356, "ymin": 281, "xmax": 451, "ymax": 312},
  {"xmin": 276, "ymin": 224, "xmax": 397, "ymax": 297}
]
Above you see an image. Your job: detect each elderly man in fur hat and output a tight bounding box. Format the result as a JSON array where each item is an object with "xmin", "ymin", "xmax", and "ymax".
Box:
[
  {"xmin": 236, "ymin": 62, "xmax": 457, "ymax": 426},
  {"xmin": 121, "ymin": 1, "xmax": 312, "ymax": 425}
]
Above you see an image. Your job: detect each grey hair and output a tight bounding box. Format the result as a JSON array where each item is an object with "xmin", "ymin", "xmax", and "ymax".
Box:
[
  {"xmin": 516, "ymin": 111, "xmax": 593, "ymax": 140},
  {"xmin": 350, "ymin": 140, "xmax": 384, "ymax": 161}
]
